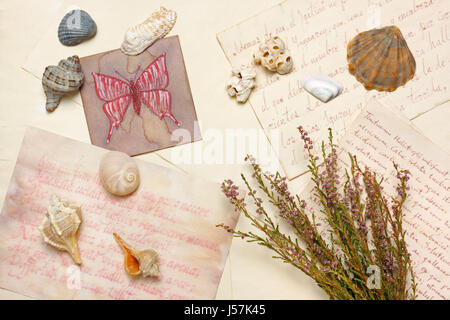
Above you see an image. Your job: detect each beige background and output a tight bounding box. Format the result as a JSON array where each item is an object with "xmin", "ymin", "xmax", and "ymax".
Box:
[
  {"xmin": 217, "ymin": 0, "xmax": 450, "ymax": 180},
  {"xmin": 0, "ymin": 0, "xmax": 449, "ymax": 299}
]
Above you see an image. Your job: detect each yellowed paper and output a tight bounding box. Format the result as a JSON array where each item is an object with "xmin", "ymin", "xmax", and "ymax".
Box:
[
  {"xmin": 300, "ymin": 99, "xmax": 450, "ymax": 299},
  {"xmin": 0, "ymin": 127, "xmax": 238, "ymax": 299},
  {"xmin": 217, "ymin": 0, "xmax": 450, "ymax": 179}
]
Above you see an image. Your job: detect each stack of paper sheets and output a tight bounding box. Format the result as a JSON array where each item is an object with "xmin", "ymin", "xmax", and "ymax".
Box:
[{"xmin": 217, "ymin": 0, "xmax": 449, "ymax": 299}]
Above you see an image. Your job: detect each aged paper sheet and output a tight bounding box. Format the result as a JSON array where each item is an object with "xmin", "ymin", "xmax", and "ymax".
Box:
[
  {"xmin": 217, "ymin": 0, "xmax": 450, "ymax": 179},
  {"xmin": 79, "ymin": 36, "xmax": 201, "ymax": 155},
  {"xmin": 8, "ymin": 0, "xmax": 448, "ymax": 300},
  {"xmin": 300, "ymin": 99, "xmax": 449, "ymax": 299},
  {"xmin": 13, "ymin": 0, "xmax": 320, "ymax": 300},
  {"xmin": 0, "ymin": 127, "xmax": 238, "ymax": 299}
]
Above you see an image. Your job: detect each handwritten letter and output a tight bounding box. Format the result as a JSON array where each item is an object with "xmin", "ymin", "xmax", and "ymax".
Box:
[
  {"xmin": 218, "ymin": 0, "xmax": 450, "ymax": 179},
  {"xmin": 0, "ymin": 127, "xmax": 237, "ymax": 299}
]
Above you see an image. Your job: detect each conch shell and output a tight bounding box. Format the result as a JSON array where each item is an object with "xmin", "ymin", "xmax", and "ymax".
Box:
[
  {"xmin": 38, "ymin": 195, "xmax": 82, "ymax": 264},
  {"xmin": 42, "ymin": 55, "xmax": 84, "ymax": 112},
  {"xmin": 347, "ymin": 26, "xmax": 416, "ymax": 91},
  {"xmin": 121, "ymin": 7, "xmax": 177, "ymax": 55},
  {"xmin": 227, "ymin": 68, "xmax": 256, "ymax": 103},
  {"xmin": 113, "ymin": 233, "xmax": 160, "ymax": 278},
  {"xmin": 254, "ymin": 36, "xmax": 293, "ymax": 75},
  {"xmin": 99, "ymin": 151, "xmax": 140, "ymax": 196}
]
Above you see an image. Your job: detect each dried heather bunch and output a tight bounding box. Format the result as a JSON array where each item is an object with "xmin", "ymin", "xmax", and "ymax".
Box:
[{"xmin": 218, "ymin": 128, "xmax": 416, "ymax": 300}]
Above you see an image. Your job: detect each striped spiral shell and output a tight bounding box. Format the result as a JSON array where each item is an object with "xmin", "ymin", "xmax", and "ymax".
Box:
[
  {"xmin": 99, "ymin": 151, "xmax": 140, "ymax": 196},
  {"xmin": 42, "ymin": 55, "xmax": 84, "ymax": 112}
]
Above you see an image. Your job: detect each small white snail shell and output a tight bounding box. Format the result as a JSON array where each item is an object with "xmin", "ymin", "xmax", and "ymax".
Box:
[{"xmin": 99, "ymin": 151, "xmax": 140, "ymax": 196}]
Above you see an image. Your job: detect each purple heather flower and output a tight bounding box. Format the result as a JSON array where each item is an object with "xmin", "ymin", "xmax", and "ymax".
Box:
[{"xmin": 298, "ymin": 125, "xmax": 314, "ymax": 151}]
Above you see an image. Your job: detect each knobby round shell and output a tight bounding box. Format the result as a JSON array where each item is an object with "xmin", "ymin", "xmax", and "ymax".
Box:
[
  {"xmin": 99, "ymin": 151, "xmax": 140, "ymax": 196},
  {"xmin": 42, "ymin": 55, "xmax": 84, "ymax": 112},
  {"xmin": 58, "ymin": 9, "xmax": 97, "ymax": 46},
  {"xmin": 38, "ymin": 195, "xmax": 82, "ymax": 264},
  {"xmin": 121, "ymin": 7, "xmax": 177, "ymax": 56},
  {"xmin": 113, "ymin": 233, "xmax": 160, "ymax": 278},
  {"xmin": 347, "ymin": 25, "xmax": 416, "ymax": 92}
]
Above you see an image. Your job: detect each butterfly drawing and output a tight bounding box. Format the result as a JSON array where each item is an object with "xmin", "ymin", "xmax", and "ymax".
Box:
[{"xmin": 92, "ymin": 53, "xmax": 180, "ymax": 143}]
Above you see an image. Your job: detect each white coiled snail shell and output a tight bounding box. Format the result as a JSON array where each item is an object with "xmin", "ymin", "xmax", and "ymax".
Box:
[{"xmin": 99, "ymin": 151, "xmax": 140, "ymax": 196}]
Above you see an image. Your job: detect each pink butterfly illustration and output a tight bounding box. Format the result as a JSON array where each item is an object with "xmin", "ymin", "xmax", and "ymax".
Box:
[{"xmin": 92, "ymin": 53, "xmax": 180, "ymax": 143}]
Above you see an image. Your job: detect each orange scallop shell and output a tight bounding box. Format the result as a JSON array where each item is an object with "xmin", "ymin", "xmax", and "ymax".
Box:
[{"xmin": 347, "ymin": 26, "xmax": 416, "ymax": 92}]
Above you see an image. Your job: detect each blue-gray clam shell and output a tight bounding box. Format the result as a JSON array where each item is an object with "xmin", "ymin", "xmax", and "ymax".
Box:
[{"xmin": 58, "ymin": 9, "xmax": 97, "ymax": 46}]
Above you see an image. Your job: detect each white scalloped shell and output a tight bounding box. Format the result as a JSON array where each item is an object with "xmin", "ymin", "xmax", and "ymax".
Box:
[{"xmin": 121, "ymin": 7, "xmax": 177, "ymax": 55}]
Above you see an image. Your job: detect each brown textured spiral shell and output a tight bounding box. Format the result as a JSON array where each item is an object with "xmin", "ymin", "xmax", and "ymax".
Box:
[
  {"xmin": 347, "ymin": 26, "xmax": 416, "ymax": 92},
  {"xmin": 42, "ymin": 55, "xmax": 84, "ymax": 112}
]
